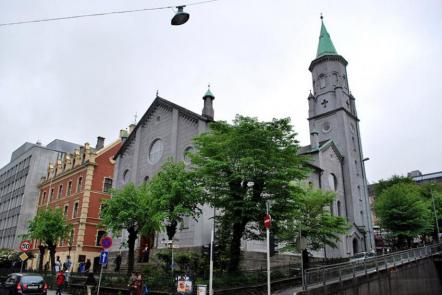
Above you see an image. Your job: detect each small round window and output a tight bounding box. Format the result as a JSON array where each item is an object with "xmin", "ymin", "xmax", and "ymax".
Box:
[
  {"xmin": 149, "ymin": 139, "xmax": 163, "ymax": 164},
  {"xmin": 322, "ymin": 121, "xmax": 331, "ymax": 133},
  {"xmin": 184, "ymin": 147, "xmax": 194, "ymax": 164}
]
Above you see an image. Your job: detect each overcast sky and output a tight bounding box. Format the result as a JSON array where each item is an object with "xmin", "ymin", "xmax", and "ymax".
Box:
[{"xmin": 1, "ymin": 0, "xmax": 441, "ymax": 183}]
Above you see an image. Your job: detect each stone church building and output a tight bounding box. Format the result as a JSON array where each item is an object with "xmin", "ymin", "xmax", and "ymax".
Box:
[{"xmin": 110, "ymin": 19, "xmax": 374, "ymax": 258}]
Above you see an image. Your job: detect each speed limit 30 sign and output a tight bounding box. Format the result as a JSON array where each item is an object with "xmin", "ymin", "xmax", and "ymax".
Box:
[{"xmin": 19, "ymin": 240, "xmax": 32, "ymax": 252}]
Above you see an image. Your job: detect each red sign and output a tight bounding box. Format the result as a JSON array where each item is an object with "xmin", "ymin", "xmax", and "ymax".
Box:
[
  {"xmin": 101, "ymin": 236, "xmax": 112, "ymax": 249},
  {"xmin": 19, "ymin": 240, "xmax": 32, "ymax": 252},
  {"xmin": 264, "ymin": 214, "xmax": 271, "ymax": 229}
]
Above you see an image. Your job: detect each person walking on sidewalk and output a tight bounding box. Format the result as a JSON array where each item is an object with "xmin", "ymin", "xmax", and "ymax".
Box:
[{"xmin": 55, "ymin": 269, "xmax": 65, "ymax": 295}]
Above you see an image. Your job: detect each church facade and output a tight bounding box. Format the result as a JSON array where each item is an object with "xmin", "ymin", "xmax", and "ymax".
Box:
[{"xmin": 110, "ymin": 19, "xmax": 374, "ymax": 258}]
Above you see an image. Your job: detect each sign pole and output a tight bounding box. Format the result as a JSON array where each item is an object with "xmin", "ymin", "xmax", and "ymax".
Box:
[
  {"xmin": 96, "ymin": 262, "xmax": 104, "ymax": 295},
  {"xmin": 209, "ymin": 227, "xmax": 214, "ymax": 295},
  {"xmin": 266, "ymin": 201, "xmax": 271, "ymax": 295},
  {"xmin": 20, "ymin": 260, "xmax": 24, "ymax": 273}
]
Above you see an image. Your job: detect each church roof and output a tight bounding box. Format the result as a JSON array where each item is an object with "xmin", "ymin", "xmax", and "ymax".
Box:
[
  {"xmin": 298, "ymin": 139, "xmax": 343, "ymax": 160},
  {"xmin": 316, "ymin": 18, "xmax": 338, "ymax": 58},
  {"xmin": 114, "ymin": 96, "xmax": 209, "ymax": 159}
]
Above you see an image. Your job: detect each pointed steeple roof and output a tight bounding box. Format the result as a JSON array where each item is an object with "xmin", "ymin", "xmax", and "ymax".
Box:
[
  {"xmin": 316, "ymin": 15, "xmax": 338, "ymax": 58},
  {"xmin": 203, "ymin": 84, "xmax": 215, "ymax": 98}
]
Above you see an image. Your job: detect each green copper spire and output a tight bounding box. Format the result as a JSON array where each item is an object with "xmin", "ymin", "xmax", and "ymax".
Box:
[
  {"xmin": 316, "ymin": 15, "xmax": 338, "ymax": 58},
  {"xmin": 204, "ymin": 84, "xmax": 214, "ymax": 98}
]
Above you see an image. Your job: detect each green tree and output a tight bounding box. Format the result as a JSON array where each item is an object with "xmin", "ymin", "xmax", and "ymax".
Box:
[
  {"xmin": 419, "ymin": 183, "xmax": 442, "ymax": 241},
  {"xmin": 375, "ymin": 183, "xmax": 432, "ymax": 247},
  {"xmin": 278, "ymin": 186, "xmax": 349, "ymax": 267},
  {"xmin": 191, "ymin": 116, "xmax": 308, "ymax": 272},
  {"xmin": 148, "ymin": 160, "xmax": 202, "ymax": 241},
  {"xmin": 100, "ymin": 183, "xmax": 163, "ymax": 274},
  {"xmin": 27, "ymin": 208, "xmax": 72, "ymax": 272},
  {"xmin": 374, "ymin": 175, "xmax": 413, "ymax": 196}
]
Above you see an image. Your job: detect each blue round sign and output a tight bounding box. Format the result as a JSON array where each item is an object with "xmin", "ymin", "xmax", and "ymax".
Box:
[{"xmin": 101, "ymin": 236, "xmax": 112, "ymax": 249}]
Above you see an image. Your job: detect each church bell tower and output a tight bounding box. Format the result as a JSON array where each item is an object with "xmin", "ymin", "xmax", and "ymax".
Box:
[{"xmin": 307, "ymin": 16, "xmax": 374, "ymax": 252}]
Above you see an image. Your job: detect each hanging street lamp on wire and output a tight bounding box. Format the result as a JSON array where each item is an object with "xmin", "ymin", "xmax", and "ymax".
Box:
[{"xmin": 171, "ymin": 6, "xmax": 190, "ymax": 25}]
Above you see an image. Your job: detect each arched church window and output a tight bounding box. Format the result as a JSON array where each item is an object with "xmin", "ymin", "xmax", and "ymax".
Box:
[
  {"xmin": 342, "ymin": 74, "xmax": 348, "ymax": 89},
  {"xmin": 184, "ymin": 146, "xmax": 194, "ymax": 164},
  {"xmin": 123, "ymin": 169, "xmax": 130, "ymax": 184},
  {"xmin": 328, "ymin": 173, "xmax": 338, "ymax": 191},
  {"xmin": 337, "ymin": 200, "xmax": 341, "ymax": 216},
  {"xmin": 149, "ymin": 139, "xmax": 163, "ymax": 164},
  {"xmin": 332, "ymin": 73, "xmax": 338, "ymax": 86},
  {"xmin": 319, "ymin": 75, "xmax": 326, "ymax": 89}
]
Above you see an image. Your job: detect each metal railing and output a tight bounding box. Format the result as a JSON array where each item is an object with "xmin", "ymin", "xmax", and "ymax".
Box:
[{"xmin": 303, "ymin": 243, "xmax": 441, "ymax": 290}]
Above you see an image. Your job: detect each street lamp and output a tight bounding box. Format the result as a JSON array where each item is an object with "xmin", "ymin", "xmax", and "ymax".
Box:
[{"xmin": 171, "ymin": 6, "xmax": 190, "ymax": 26}]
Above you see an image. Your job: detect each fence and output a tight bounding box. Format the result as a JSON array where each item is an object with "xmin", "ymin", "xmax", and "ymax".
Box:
[{"xmin": 303, "ymin": 243, "xmax": 441, "ymax": 290}]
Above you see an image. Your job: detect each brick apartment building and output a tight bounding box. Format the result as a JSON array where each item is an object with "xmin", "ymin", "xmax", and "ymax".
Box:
[{"xmin": 31, "ymin": 137, "xmax": 121, "ymax": 271}]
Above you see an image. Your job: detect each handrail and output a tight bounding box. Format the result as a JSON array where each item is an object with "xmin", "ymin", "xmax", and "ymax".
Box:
[
  {"xmin": 301, "ymin": 243, "xmax": 442, "ymax": 291},
  {"xmin": 305, "ymin": 243, "xmax": 440, "ymax": 273}
]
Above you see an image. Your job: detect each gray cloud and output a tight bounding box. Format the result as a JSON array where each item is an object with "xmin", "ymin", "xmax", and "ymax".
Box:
[{"xmin": 1, "ymin": 0, "xmax": 441, "ymax": 183}]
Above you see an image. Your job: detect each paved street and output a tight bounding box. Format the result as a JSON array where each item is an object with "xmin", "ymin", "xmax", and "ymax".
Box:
[{"xmin": 47, "ymin": 291, "xmax": 70, "ymax": 295}]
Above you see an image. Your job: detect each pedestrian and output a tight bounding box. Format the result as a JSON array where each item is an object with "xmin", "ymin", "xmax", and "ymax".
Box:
[
  {"xmin": 127, "ymin": 272, "xmax": 137, "ymax": 295},
  {"xmin": 55, "ymin": 269, "xmax": 65, "ymax": 295},
  {"xmin": 85, "ymin": 259, "xmax": 91, "ymax": 272},
  {"xmin": 133, "ymin": 273, "xmax": 144, "ymax": 295},
  {"xmin": 114, "ymin": 253, "xmax": 122, "ymax": 272},
  {"xmin": 85, "ymin": 272, "xmax": 96, "ymax": 295},
  {"xmin": 142, "ymin": 245, "xmax": 149, "ymax": 262},
  {"xmin": 63, "ymin": 255, "xmax": 73, "ymax": 271},
  {"xmin": 54, "ymin": 256, "xmax": 62, "ymax": 272}
]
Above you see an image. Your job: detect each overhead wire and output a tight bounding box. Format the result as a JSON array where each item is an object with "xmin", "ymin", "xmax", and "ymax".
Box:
[{"xmin": 0, "ymin": 0, "xmax": 221, "ymax": 27}]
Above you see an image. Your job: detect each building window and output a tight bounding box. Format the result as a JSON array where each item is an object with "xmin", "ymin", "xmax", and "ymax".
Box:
[
  {"xmin": 77, "ymin": 177, "xmax": 83, "ymax": 192},
  {"xmin": 184, "ymin": 147, "xmax": 194, "ymax": 164},
  {"xmin": 319, "ymin": 75, "xmax": 326, "ymax": 89},
  {"xmin": 99, "ymin": 203, "xmax": 106, "ymax": 219},
  {"xmin": 149, "ymin": 139, "xmax": 163, "ymax": 164},
  {"xmin": 123, "ymin": 169, "xmax": 130, "ymax": 184},
  {"xmin": 337, "ymin": 201, "xmax": 341, "ymax": 217},
  {"xmin": 58, "ymin": 185, "xmax": 63, "ymax": 198},
  {"xmin": 73, "ymin": 202, "xmax": 79, "ymax": 218},
  {"xmin": 144, "ymin": 176, "xmax": 150, "ymax": 182},
  {"xmin": 67, "ymin": 181, "xmax": 72, "ymax": 196},
  {"xmin": 50, "ymin": 188, "xmax": 54, "ymax": 201},
  {"xmin": 328, "ymin": 173, "xmax": 338, "ymax": 191},
  {"xmin": 103, "ymin": 178, "xmax": 112, "ymax": 193},
  {"xmin": 41, "ymin": 191, "xmax": 47, "ymax": 205},
  {"xmin": 332, "ymin": 73, "xmax": 338, "ymax": 86},
  {"xmin": 64, "ymin": 205, "xmax": 69, "ymax": 217},
  {"xmin": 96, "ymin": 230, "xmax": 106, "ymax": 246}
]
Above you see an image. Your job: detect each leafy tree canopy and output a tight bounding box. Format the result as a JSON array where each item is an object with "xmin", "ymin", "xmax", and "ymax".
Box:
[
  {"xmin": 374, "ymin": 182, "xmax": 432, "ymax": 243},
  {"xmin": 100, "ymin": 182, "xmax": 163, "ymax": 274},
  {"xmin": 278, "ymin": 186, "xmax": 349, "ymax": 251},
  {"xmin": 148, "ymin": 160, "xmax": 202, "ymax": 240},
  {"xmin": 190, "ymin": 116, "xmax": 309, "ymax": 272},
  {"xmin": 27, "ymin": 208, "xmax": 72, "ymax": 247},
  {"xmin": 374, "ymin": 175, "xmax": 413, "ymax": 196}
]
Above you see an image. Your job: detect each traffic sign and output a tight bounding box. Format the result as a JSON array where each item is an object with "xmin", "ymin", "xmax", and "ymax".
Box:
[
  {"xmin": 19, "ymin": 252, "xmax": 28, "ymax": 261},
  {"xmin": 19, "ymin": 240, "xmax": 32, "ymax": 252},
  {"xmin": 100, "ymin": 236, "xmax": 112, "ymax": 249},
  {"xmin": 264, "ymin": 213, "xmax": 271, "ymax": 229},
  {"xmin": 99, "ymin": 250, "xmax": 108, "ymax": 265}
]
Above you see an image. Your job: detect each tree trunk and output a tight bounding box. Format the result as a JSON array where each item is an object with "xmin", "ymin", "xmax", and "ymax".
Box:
[
  {"xmin": 38, "ymin": 245, "xmax": 46, "ymax": 272},
  {"xmin": 127, "ymin": 227, "xmax": 138, "ymax": 275},
  {"xmin": 166, "ymin": 220, "xmax": 178, "ymax": 241},
  {"xmin": 47, "ymin": 243, "xmax": 56, "ymax": 273},
  {"xmin": 227, "ymin": 221, "xmax": 246, "ymax": 273}
]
